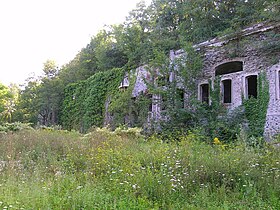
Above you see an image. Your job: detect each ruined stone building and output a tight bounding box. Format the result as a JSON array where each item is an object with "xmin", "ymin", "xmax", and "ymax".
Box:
[{"xmin": 119, "ymin": 22, "xmax": 280, "ymax": 138}]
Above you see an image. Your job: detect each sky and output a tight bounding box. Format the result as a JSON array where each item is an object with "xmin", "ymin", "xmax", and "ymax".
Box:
[{"xmin": 0, "ymin": 0, "xmax": 151, "ymax": 86}]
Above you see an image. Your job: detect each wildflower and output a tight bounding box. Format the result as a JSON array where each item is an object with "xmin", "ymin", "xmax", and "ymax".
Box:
[
  {"xmin": 76, "ymin": 185, "xmax": 83, "ymax": 190},
  {"xmin": 213, "ymin": 137, "xmax": 221, "ymax": 145}
]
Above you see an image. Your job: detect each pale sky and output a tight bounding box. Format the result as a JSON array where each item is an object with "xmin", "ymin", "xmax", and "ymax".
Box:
[{"xmin": 0, "ymin": 0, "xmax": 151, "ymax": 86}]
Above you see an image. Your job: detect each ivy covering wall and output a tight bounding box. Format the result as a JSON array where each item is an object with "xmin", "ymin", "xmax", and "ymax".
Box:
[
  {"xmin": 61, "ymin": 68, "xmax": 124, "ymax": 132},
  {"xmin": 243, "ymin": 72, "xmax": 270, "ymax": 137}
]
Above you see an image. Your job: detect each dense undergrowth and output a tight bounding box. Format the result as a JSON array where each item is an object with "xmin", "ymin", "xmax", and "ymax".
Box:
[{"xmin": 0, "ymin": 127, "xmax": 279, "ymax": 209}]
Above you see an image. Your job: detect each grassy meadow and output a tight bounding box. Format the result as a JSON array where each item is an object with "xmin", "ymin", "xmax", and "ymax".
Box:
[{"xmin": 0, "ymin": 127, "xmax": 279, "ymax": 209}]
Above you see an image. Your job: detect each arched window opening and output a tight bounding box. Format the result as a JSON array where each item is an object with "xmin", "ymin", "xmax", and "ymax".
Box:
[
  {"xmin": 222, "ymin": 79, "xmax": 232, "ymax": 103},
  {"xmin": 215, "ymin": 61, "xmax": 243, "ymax": 76},
  {"xmin": 246, "ymin": 75, "xmax": 258, "ymax": 99},
  {"xmin": 200, "ymin": 84, "xmax": 209, "ymax": 105}
]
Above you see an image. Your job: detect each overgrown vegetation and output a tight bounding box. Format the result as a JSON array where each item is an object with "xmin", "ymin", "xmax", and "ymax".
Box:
[
  {"xmin": 61, "ymin": 68, "xmax": 124, "ymax": 132},
  {"xmin": 2, "ymin": 0, "xmax": 278, "ymax": 127},
  {"xmin": 0, "ymin": 0, "xmax": 279, "ymax": 208},
  {"xmin": 0, "ymin": 128, "xmax": 279, "ymax": 209},
  {"xmin": 243, "ymin": 72, "xmax": 270, "ymax": 138}
]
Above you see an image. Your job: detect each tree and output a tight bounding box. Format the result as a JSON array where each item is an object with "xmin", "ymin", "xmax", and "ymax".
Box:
[
  {"xmin": 13, "ymin": 76, "xmax": 41, "ymax": 124},
  {"xmin": 0, "ymin": 83, "xmax": 19, "ymax": 123},
  {"xmin": 43, "ymin": 60, "xmax": 59, "ymax": 78},
  {"xmin": 37, "ymin": 61, "xmax": 64, "ymax": 126}
]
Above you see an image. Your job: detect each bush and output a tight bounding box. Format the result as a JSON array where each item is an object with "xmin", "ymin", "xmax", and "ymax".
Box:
[{"xmin": 0, "ymin": 122, "xmax": 33, "ymax": 133}]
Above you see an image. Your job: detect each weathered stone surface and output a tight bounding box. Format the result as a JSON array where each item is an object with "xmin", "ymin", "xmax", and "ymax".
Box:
[
  {"xmin": 123, "ymin": 22, "xmax": 280, "ymax": 138},
  {"xmin": 264, "ymin": 62, "xmax": 280, "ymax": 140}
]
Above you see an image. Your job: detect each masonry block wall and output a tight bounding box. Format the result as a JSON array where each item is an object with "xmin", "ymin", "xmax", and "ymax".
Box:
[
  {"xmin": 126, "ymin": 22, "xmax": 280, "ymax": 138},
  {"xmin": 265, "ymin": 63, "xmax": 280, "ymax": 139}
]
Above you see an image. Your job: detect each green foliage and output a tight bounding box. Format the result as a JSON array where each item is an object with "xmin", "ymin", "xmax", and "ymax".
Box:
[
  {"xmin": 109, "ymin": 90, "xmax": 152, "ymax": 129},
  {"xmin": 0, "ymin": 128, "xmax": 279, "ymax": 209},
  {"xmin": 243, "ymin": 72, "xmax": 270, "ymax": 137},
  {"xmin": 13, "ymin": 77, "xmax": 40, "ymax": 125},
  {"xmin": 108, "ymin": 83, "xmax": 135, "ymax": 128},
  {"xmin": 43, "ymin": 59, "xmax": 59, "ymax": 78},
  {"xmin": 61, "ymin": 68, "xmax": 124, "ymax": 132},
  {"xmin": 0, "ymin": 122, "xmax": 33, "ymax": 133},
  {"xmin": 13, "ymin": 61, "xmax": 64, "ymax": 126},
  {"xmin": 0, "ymin": 83, "xmax": 18, "ymax": 123},
  {"xmin": 9, "ymin": 0, "xmax": 278, "ymax": 137},
  {"xmin": 154, "ymin": 44, "xmax": 203, "ymax": 134}
]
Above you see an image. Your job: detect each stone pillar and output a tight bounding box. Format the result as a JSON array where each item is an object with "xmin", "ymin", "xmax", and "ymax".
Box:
[{"xmin": 264, "ymin": 62, "xmax": 280, "ymax": 140}]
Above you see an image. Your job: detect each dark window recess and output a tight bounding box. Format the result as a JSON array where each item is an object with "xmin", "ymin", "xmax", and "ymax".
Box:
[
  {"xmin": 247, "ymin": 75, "xmax": 258, "ymax": 98},
  {"xmin": 200, "ymin": 84, "xmax": 209, "ymax": 105},
  {"xmin": 215, "ymin": 61, "xmax": 243, "ymax": 76},
  {"xmin": 148, "ymin": 94, "xmax": 153, "ymax": 112},
  {"xmin": 222, "ymin": 79, "xmax": 232, "ymax": 103},
  {"xmin": 176, "ymin": 89, "xmax": 184, "ymax": 108}
]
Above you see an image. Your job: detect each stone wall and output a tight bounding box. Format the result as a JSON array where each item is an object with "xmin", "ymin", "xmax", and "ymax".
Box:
[
  {"xmin": 264, "ymin": 62, "xmax": 280, "ymax": 139},
  {"xmin": 125, "ymin": 22, "xmax": 280, "ymax": 138}
]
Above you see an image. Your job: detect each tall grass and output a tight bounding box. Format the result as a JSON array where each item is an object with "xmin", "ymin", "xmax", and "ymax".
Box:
[{"xmin": 0, "ymin": 127, "xmax": 279, "ymax": 209}]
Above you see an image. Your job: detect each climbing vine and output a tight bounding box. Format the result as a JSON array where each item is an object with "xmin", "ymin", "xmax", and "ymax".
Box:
[
  {"xmin": 61, "ymin": 68, "xmax": 124, "ymax": 132},
  {"xmin": 108, "ymin": 73, "xmax": 152, "ymax": 129},
  {"xmin": 243, "ymin": 71, "xmax": 269, "ymax": 137}
]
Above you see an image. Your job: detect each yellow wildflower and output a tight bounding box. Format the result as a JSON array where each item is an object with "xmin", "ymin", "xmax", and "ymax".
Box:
[{"xmin": 213, "ymin": 137, "xmax": 221, "ymax": 145}]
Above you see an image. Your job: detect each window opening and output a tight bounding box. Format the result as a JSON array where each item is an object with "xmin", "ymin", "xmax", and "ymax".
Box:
[
  {"xmin": 222, "ymin": 79, "xmax": 232, "ymax": 103},
  {"xmin": 200, "ymin": 84, "xmax": 209, "ymax": 105},
  {"xmin": 148, "ymin": 94, "xmax": 153, "ymax": 112},
  {"xmin": 215, "ymin": 61, "xmax": 243, "ymax": 76},
  {"xmin": 246, "ymin": 75, "xmax": 257, "ymax": 98}
]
